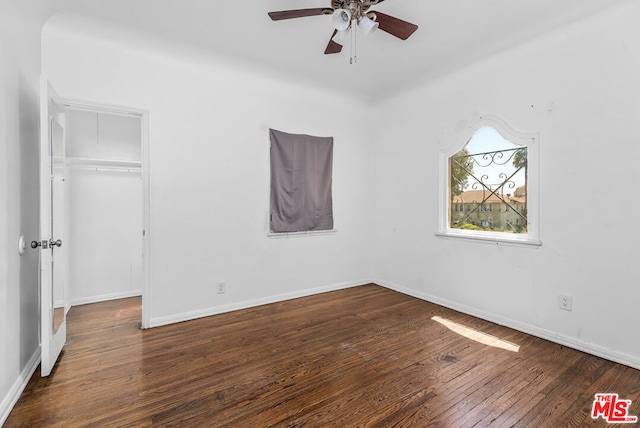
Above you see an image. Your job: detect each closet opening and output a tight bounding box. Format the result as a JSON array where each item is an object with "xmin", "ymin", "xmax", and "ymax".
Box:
[{"xmin": 63, "ymin": 103, "xmax": 150, "ymax": 327}]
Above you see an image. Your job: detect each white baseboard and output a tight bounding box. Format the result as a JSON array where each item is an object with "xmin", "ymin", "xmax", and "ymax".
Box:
[
  {"xmin": 0, "ymin": 348, "xmax": 40, "ymax": 426},
  {"xmin": 149, "ymin": 280, "xmax": 369, "ymax": 328},
  {"xmin": 70, "ymin": 289, "xmax": 142, "ymax": 307},
  {"xmin": 376, "ymin": 279, "xmax": 640, "ymax": 371}
]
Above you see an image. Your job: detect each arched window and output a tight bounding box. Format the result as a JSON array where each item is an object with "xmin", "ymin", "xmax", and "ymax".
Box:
[{"xmin": 438, "ymin": 117, "xmax": 540, "ymax": 245}]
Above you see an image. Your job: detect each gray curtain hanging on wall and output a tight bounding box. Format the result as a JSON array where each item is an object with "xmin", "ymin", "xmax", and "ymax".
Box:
[{"xmin": 270, "ymin": 128, "xmax": 334, "ymax": 233}]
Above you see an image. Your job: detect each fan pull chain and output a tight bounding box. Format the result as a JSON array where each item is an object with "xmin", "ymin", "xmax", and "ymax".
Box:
[
  {"xmin": 353, "ymin": 21, "xmax": 357, "ymax": 64},
  {"xmin": 349, "ymin": 20, "xmax": 357, "ymax": 65},
  {"xmin": 349, "ymin": 21, "xmax": 353, "ymax": 64}
]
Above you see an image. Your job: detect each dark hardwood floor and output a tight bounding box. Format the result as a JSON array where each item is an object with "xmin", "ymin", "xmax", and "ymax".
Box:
[{"xmin": 6, "ymin": 284, "xmax": 640, "ymax": 427}]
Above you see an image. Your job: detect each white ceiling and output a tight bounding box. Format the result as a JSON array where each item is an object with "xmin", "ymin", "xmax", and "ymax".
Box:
[{"xmin": 49, "ymin": 0, "xmax": 620, "ymax": 101}]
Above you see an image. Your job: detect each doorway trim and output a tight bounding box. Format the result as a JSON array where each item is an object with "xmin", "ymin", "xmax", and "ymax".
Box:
[{"xmin": 62, "ymin": 98, "xmax": 151, "ymax": 329}]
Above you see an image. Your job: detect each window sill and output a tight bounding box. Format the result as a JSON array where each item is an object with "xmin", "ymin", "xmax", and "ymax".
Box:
[
  {"xmin": 267, "ymin": 229, "xmax": 337, "ymax": 239},
  {"xmin": 435, "ymin": 230, "xmax": 541, "ymax": 247}
]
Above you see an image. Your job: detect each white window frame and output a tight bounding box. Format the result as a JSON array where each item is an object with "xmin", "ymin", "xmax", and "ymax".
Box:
[{"xmin": 437, "ymin": 116, "xmax": 541, "ymax": 246}]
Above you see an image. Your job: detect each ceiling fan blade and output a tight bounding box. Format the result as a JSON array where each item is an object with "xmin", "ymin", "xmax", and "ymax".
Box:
[
  {"xmin": 268, "ymin": 8, "xmax": 333, "ymax": 21},
  {"xmin": 373, "ymin": 12, "xmax": 418, "ymax": 40},
  {"xmin": 324, "ymin": 30, "xmax": 343, "ymax": 55}
]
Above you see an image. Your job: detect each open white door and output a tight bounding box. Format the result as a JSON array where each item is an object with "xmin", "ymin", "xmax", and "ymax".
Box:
[{"xmin": 37, "ymin": 77, "xmax": 67, "ymax": 376}]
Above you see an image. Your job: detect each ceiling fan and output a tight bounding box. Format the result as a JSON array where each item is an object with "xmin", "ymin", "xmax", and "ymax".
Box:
[{"xmin": 268, "ymin": 0, "xmax": 418, "ymax": 56}]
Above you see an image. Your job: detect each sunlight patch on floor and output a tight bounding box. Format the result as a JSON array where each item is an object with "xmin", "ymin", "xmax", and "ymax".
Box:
[{"xmin": 431, "ymin": 315, "xmax": 520, "ymax": 352}]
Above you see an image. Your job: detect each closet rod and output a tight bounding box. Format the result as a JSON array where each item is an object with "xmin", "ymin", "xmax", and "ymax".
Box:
[
  {"xmin": 69, "ymin": 165, "xmax": 142, "ymax": 174},
  {"xmin": 67, "ymin": 165, "xmax": 142, "ymax": 174}
]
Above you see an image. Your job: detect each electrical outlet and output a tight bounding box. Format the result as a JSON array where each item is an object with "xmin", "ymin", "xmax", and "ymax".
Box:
[
  {"xmin": 217, "ymin": 281, "xmax": 226, "ymax": 294},
  {"xmin": 559, "ymin": 295, "xmax": 572, "ymax": 311}
]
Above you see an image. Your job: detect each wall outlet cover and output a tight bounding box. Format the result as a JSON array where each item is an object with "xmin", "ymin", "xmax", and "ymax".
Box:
[
  {"xmin": 559, "ymin": 295, "xmax": 572, "ymax": 311},
  {"xmin": 217, "ymin": 281, "xmax": 226, "ymax": 294}
]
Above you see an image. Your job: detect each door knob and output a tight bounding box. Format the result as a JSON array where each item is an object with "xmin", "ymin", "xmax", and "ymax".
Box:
[
  {"xmin": 31, "ymin": 240, "xmax": 42, "ymax": 249},
  {"xmin": 49, "ymin": 239, "xmax": 62, "ymax": 248}
]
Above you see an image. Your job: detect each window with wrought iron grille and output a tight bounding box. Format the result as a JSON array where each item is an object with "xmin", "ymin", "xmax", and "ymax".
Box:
[{"xmin": 438, "ymin": 117, "xmax": 540, "ymax": 245}]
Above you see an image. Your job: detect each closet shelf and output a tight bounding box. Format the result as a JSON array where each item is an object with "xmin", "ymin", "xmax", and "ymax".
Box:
[{"xmin": 66, "ymin": 157, "xmax": 142, "ymax": 173}]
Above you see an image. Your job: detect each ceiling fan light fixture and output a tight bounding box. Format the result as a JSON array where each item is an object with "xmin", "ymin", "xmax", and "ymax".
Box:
[
  {"xmin": 357, "ymin": 15, "xmax": 379, "ymax": 36},
  {"xmin": 266, "ymin": 4, "xmax": 419, "ymax": 61},
  {"xmin": 332, "ymin": 9, "xmax": 352, "ymax": 32},
  {"xmin": 331, "ymin": 29, "xmax": 349, "ymax": 46}
]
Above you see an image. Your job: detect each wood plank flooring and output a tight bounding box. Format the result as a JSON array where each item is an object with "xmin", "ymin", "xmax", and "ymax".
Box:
[{"xmin": 6, "ymin": 284, "xmax": 640, "ymax": 427}]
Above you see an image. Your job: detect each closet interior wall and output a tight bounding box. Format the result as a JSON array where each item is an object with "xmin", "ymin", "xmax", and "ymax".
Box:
[{"xmin": 65, "ymin": 109, "xmax": 143, "ymax": 306}]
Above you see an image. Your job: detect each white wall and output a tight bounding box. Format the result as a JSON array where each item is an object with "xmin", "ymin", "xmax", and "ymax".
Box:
[
  {"xmin": 42, "ymin": 15, "xmax": 373, "ymax": 326},
  {"xmin": 371, "ymin": 1, "xmax": 640, "ymax": 368},
  {"xmin": 0, "ymin": 2, "xmax": 54, "ymax": 424},
  {"xmin": 66, "ymin": 170, "xmax": 143, "ymax": 304}
]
